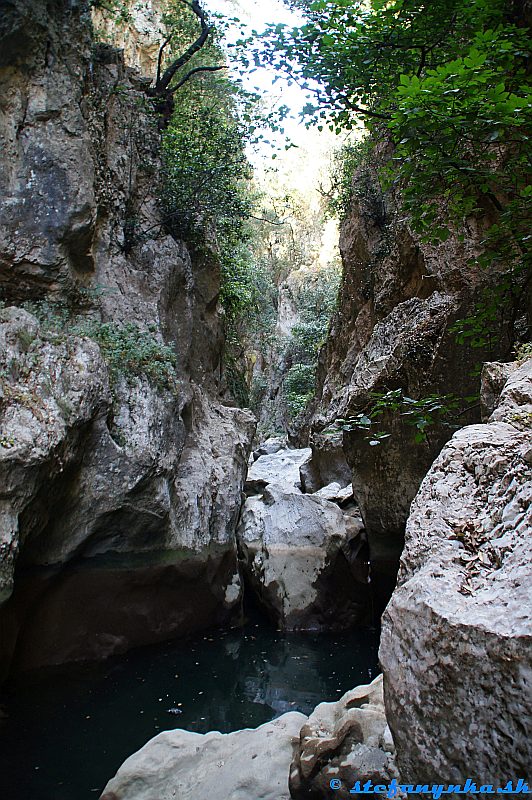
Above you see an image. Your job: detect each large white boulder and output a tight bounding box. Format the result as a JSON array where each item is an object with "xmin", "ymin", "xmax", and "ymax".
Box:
[
  {"xmin": 100, "ymin": 712, "xmax": 307, "ymax": 800},
  {"xmin": 237, "ymin": 484, "xmax": 368, "ymax": 629},
  {"xmin": 245, "ymin": 447, "xmax": 311, "ymax": 494},
  {"xmin": 380, "ymin": 359, "xmax": 532, "ymax": 783}
]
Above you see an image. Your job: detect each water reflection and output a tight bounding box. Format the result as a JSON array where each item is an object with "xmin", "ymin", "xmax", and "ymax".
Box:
[{"xmin": 0, "ymin": 617, "xmax": 380, "ymax": 800}]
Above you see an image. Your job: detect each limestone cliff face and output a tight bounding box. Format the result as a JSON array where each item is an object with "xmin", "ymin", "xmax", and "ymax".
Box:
[
  {"xmin": 91, "ymin": 0, "xmax": 168, "ymax": 78},
  {"xmin": 380, "ymin": 359, "xmax": 532, "ymax": 782},
  {"xmin": 0, "ymin": 0, "xmax": 254, "ymax": 679},
  {"xmin": 307, "ymin": 157, "xmax": 515, "ymax": 584}
]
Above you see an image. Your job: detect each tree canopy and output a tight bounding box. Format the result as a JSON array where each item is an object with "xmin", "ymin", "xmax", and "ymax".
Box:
[{"xmin": 248, "ymin": 0, "xmax": 530, "ymax": 230}]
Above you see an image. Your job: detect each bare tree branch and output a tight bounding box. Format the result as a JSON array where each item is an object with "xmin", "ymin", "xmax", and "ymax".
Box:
[
  {"xmin": 155, "ymin": 0, "xmax": 212, "ymax": 93},
  {"xmin": 170, "ymin": 64, "xmax": 227, "ymax": 93},
  {"xmin": 156, "ymin": 36, "xmax": 173, "ymax": 87}
]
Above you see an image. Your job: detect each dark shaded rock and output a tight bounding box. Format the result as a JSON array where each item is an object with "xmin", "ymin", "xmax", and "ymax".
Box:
[
  {"xmin": 2, "ymin": 546, "xmax": 240, "ymax": 673},
  {"xmin": 299, "ymin": 432, "xmax": 352, "ymax": 494}
]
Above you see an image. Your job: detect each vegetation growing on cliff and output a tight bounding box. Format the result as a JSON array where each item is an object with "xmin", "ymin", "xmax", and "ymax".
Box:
[
  {"xmin": 20, "ymin": 301, "xmax": 179, "ymax": 392},
  {"xmin": 282, "ymin": 270, "xmax": 340, "ymax": 419},
  {"xmin": 246, "ymin": 0, "xmax": 531, "ymax": 348}
]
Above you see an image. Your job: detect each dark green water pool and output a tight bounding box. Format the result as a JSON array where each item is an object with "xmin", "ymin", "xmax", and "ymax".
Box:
[{"xmin": 0, "ymin": 618, "xmax": 380, "ymax": 800}]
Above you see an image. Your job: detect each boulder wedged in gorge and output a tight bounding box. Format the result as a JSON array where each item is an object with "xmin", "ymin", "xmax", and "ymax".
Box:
[
  {"xmin": 237, "ymin": 482, "xmax": 369, "ymax": 630},
  {"xmin": 100, "ymin": 711, "xmax": 307, "ymax": 800},
  {"xmin": 299, "ymin": 431, "xmax": 352, "ymax": 494},
  {"xmin": 380, "ymin": 359, "xmax": 532, "ymax": 783},
  {"xmin": 289, "ymin": 675, "xmax": 399, "ymax": 800},
  {"xmin": 245, "ymin": 446, "xmax": 311, "ymax": 495},
  {"xmin": 0, "ymin": 0, "xmax": 255, "ymax": 679}
]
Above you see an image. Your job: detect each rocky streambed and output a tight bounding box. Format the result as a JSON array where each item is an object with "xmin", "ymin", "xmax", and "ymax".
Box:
[
  {"xmin": 98, "ymin": 359, "xmax": 532, "ymax": 798},
  {"xmin": 0, "ymin": 611, "xmax": 380, "ymax": 800}
]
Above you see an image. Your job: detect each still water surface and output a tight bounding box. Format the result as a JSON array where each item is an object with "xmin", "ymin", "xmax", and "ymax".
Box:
[{"xmin": 0, "ymin": 618, "xmax": 380, "ymax": 800}]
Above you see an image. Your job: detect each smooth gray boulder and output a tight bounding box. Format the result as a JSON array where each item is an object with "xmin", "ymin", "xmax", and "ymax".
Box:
[
  {"xmin": 253, "ymin": 436, "xmax": 287, "ymax": 460},
  {"xmin": 245, "ymin": 447, "xmax": 311, "ymax": 495},
  {"xmin": 100, "ymin": 712, "xmax": 307, "ymax": 800},
  {"xmin": 313, "ymin": 482, "xmax": 354, "ymax": 505},
  {"xmin": 237, "ymin": 484, "xmax": 369, "ymax": 629},
  {"xmin": 290, "ymin": 675, "xmax": 400, "ymax": 799},
  {"xmin": 380, "ymin": 359, "xmax": 532, "ymax": 784}
]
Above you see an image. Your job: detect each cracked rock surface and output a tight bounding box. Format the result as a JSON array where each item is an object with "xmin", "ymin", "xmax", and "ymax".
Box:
[{"xmin": 380, "ymin": 359, "xmax": 532, "ymax": 783}]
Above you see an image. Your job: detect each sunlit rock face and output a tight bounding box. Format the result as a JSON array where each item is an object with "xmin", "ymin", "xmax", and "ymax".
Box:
[
  {"xmin": 0, "ymin": 0, "xmax": 254, "ymax": 679},
  {"xmin": 306, "ymin": 154, "xmax": 515, "ymax": 581},
  {"xmin": 91, "ymin": 0, "xmax": 167, "ymax": 79},
  {"xmin": 380, "ymin": 359, "xmax": 532, "ymax": 783}
]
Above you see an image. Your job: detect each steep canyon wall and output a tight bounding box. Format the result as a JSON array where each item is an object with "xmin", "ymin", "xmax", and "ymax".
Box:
[
  {"xmin": 306, "ymin": 156, "xmax": 519, "ymax": 593},
  {"xmin": 0, "ymin": 0, "xmax": 254, "ymax": 680}
]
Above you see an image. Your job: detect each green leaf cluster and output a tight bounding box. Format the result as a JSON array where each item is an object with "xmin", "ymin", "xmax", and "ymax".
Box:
[
  {"xmin": 22, "ymin": 301, "xmax": 178, "ymax": 392},
  {"xmin": 247, "ymin": 0, "xmax": 530, "ymax": 348},
  {"xmin": 73, "ymin": 320, "xmax": 178, "ymax": 391},
  {"xmin": 334, "ymin": 389, "xmax": 461, "ymax": 446}
]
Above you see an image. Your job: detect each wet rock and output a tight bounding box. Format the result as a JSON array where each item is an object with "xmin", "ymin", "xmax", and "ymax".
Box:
[
  {"xmin": 289, "ymin": 674, "xmax": 400, "ymax": 800},
  {"xmin": 380, "ymin": 359, "xmax": 532, "ymax": 783},
  {"xmin": 100, "ymin": 711, "xmax": 307, "ymax": 800},
  {"xmin": 237, "ymin": 484, "xmax": 369, "ymax": 630},
  {"xmin": 245, "ymin": 447, "xmax": 311, "ymax": 495}
]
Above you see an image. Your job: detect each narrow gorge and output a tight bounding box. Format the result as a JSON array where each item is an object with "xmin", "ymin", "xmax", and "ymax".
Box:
[{"xmin": 0, "ymin": 1, "xmax": 530, "ymax": 799}]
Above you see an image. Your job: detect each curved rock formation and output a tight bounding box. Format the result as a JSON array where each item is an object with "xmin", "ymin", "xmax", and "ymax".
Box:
[
  {"xmin": 380, "ymin": 359, "xmax": 532, "ymax": 782},
  {"xmin": 289, "ymin": 675, "xmax": 398, "ymax": 800}
]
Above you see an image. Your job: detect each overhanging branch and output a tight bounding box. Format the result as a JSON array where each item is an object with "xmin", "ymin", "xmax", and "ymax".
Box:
[
  {"xmin": 155, "ymin": 0, "xmax": 212, "ymax": 94},
  {"xmin": 170, "ymin": 65, "xmax": 227, "ymax": 93}
]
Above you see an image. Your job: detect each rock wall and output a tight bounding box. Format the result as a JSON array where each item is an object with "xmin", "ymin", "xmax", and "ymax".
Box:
[
  {"xmin": 91, "ymin": 0, "xmax": 168, "ymax": 78},
  {"xmin": 0, "ymin": 0, "xmax": 255, "ymax": 680},
  {"xmin": 380, "ymin": 359, "xmax": 532, "ymax": 782},
  {"xmin": 307, "ymin": 155, "xmax": 518, "ymax": 586}
]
